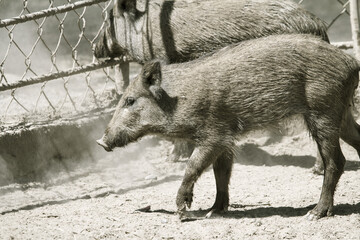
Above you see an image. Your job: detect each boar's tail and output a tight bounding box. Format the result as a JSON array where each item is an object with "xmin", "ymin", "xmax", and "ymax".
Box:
[
  {"xmin": 322, "ymin": 31, "xmax": 330, "ymax": 44},
  {"xmin": 349, "ymin": 67, "xmax": 359, "ymax": 109},
  {"xmin": 299, "ymin": 12, "xmax": 330, "ymax": 43},
  {"xmin": 313, "ymin": 18, "xmax": 330, "ymax": 43}
]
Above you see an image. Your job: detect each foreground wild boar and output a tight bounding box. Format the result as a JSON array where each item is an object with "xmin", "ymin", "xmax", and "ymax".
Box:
[
  {"xmin": 95, "ymin": 0, "xmax": 330, "ymax": 163},
  {"xmin": 94, "ymin": 0, "xmax": 329, "ymax": 62},
  {"xmin": 97, "ymin": 34, "xmax": 360, "ymax": 220}
]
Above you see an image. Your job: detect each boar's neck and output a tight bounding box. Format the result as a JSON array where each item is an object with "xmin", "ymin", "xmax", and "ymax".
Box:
[
  {"xmin": 158, "ymin": 65, "xmax": 207, "ymax": 141},
  {"xmin": 155, "ymin": 87, "xmax": 178, "ymax": 115}
]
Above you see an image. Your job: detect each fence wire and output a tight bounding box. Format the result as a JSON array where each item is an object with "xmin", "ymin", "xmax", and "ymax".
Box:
[
  {"xmin": 0, "ymin": 0, "xmax": 356, "ymax": 130},
  {"xmin": 0, "ymin": 0, "xmax": 119, "ymax": 129}
]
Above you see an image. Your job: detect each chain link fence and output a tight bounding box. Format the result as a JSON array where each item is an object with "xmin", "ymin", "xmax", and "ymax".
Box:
[
  {"xmin": 0, "ymin": 0, "xmax": 122, "ymax": 131},
  {"xmin": 0, "ymin": 0, "xmax": 357, "ymax": 131},
  {"xmin": 300, "ymin": 0, "xmax": 354, "ymax": 48}
]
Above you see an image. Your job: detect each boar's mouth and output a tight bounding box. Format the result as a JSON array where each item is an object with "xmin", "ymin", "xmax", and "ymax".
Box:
[
  {"xmin": 94, "ymin": 32, "xmax": 127, "ymax": 59},
  {"xmin": 94, "ymin": 32, "xmax": 117, "ymax": 59},
  {"xmin": 93, "ymin": 9, "xmax": 127, "ymax": 59},
  {"xmin": 96, "ymin": 138, "xmax": 113, "ymax": 152},
  {"xmin": 97, "ymin": 130, "xmax": 135, "ymax": 152}
]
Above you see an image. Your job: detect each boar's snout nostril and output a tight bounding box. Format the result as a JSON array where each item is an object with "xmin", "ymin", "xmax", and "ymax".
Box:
[{"xmin": 96, "ymin": 138, "xmax": 113, "ymax": 152}]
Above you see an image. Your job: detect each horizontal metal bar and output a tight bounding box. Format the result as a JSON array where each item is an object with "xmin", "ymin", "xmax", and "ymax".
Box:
[
  {"xmin": 0, "ymin": 0, "xmax": 110, "ymax": 28},
  {"xmin": 332, "ymin": 41, "xmax": 354, "ymax": 49},
  {"xmin": 0, "ymin": 41, "xmax": 353, "ymax": 92},
  {"xmin": 0, "ymin": 59, "xmax": 122, "ymax": 91}
]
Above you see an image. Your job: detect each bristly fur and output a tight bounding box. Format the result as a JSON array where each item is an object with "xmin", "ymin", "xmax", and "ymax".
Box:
[
  {"xmin": 93, "ymin": 0, "xmax": 332, "ymax": 163},
  {"xmin": 94, "ymin": 0, "xmax": 329, "ymax": 62},
  {"xmin": 101, "ymin": 34, "xmax": 360, "ymax": 219}
]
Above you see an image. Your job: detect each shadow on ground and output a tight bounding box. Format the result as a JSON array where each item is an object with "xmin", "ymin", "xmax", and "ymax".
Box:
[
  {"xmin": 233, "ymin": 143, "xmax": 360, "ymax": 171},
  {"xmin": 147, "ymin": 202, "xmax": 360, "ymax": 221},
  {"xmin": 0, "ymin": 175, "xmax": 182, "ymax": 215}
]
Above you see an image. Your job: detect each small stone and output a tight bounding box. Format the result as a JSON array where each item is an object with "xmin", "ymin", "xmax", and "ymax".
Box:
[{"xmin": 145, "ymin": 175, "xmax": 157, "ymax": 181}]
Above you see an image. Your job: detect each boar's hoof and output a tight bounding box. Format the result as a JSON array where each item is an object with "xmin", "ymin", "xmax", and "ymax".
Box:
[
  {"xmin": 176, "ymin": 186, "xmax": 193, "ymax": 213},
  {"xmin": 205, "ymin": 204, "xmax": 228, "ymax": 218},
  {"xmin": 205, "ymin": 209, "xmax": 225, "ymax": 219},
  {"xmin": 305, "ymin": 211, "xmax": 319, "ymax": 221},
  {"xmin": 305, "ymin": 206, "xmax": 333, "ymax": 221},
  {"xmin": 205, "ymin": 207, "xmax": 228, "ymax": 218},
  {"xmin": 96, "ymin": 138, "xmax": 113, "ymax": 152},
  {"xmin": 205, "ymin": 209, "xmax": 217, "ymax": 218}
]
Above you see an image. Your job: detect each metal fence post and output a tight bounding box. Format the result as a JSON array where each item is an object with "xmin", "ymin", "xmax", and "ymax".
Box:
[
  {"xmin": 350, "ymin": 0, "xmax": 360, "ymax": 59},
  {"xmin": 350, "ymin": 0, "xmax": 360, "ymax": 112}
]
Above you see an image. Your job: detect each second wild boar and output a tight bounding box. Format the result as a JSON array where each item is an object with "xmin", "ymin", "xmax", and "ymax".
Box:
[{"xmin": 94, "ymin": 0, "xmax": 329, "ymax": 62}]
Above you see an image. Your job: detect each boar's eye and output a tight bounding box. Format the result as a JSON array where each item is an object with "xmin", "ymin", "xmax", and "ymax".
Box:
[{"xmin": 124, "ymin": 97, "xmax": 136, "ymax": 107}]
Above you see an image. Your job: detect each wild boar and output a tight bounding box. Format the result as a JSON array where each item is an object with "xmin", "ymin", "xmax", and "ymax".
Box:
[
  {"xmin": 94, "ymin": 0, "xmax": 329, "ymax": 62},
  {"xmin": 94, "ymin": 0, "xmax": 331, "ymax": 164},
  {"xmin": 97, "ymin": 34, "xmax": 360, "ymax": 220}
]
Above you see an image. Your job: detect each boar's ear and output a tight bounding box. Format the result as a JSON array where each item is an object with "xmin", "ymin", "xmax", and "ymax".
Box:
[
  {"xmin": 142, "ymin": 61, "xmax": 163, "ymax": 100},
  {"xmin": 142, "ymin": 61, "xmax": 162, "ymax": 87},
  {"xmin": 114, "ymin": 0, "xmax": 137, "ymax": 17}
]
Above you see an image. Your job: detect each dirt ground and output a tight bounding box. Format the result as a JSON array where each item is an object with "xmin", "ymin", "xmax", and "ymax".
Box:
[
  {"xmin": 1, "ymin": 1, "xmax": 359, "ymax": 239},
  {"xmin": 0, "ymin": 122, "xmax": 359, "ymax": 240}
]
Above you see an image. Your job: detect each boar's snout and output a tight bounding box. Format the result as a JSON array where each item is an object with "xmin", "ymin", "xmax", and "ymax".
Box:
[
  {"xmin": 93, "ymin": 33, "xmax": 111, "ymax": 59},
  {"xmin": 93, "ymin": 29, "xmax": 125, "ymax": 59},
  {"xmin": 96, "ymin": 136, "xmax": 113, "ymax": 152}
]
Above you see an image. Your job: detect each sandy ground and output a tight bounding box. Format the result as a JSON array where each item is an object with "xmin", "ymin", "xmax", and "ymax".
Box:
[
  {"xmin": 0, "ymin": 124, "xmax": 359, "ymax": 240},
  {"xmin": 0, "ymin": 1, "xmax": 359, "ymax": 239}
]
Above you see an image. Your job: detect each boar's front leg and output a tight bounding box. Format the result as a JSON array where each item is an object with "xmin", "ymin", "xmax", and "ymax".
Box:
[{"xmin": 176, "ymin": 145, "xmax": 223, "ymax": 214}]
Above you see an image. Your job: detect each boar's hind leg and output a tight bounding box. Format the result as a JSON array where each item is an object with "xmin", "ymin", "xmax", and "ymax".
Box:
[
  {"xmin": 305, "ymin": 113, "xmax": 345, "ymax": 220},
  {"xmin": 313, "ymin": 110, "xmax": 360, "ymax": 175},
  {"xmin": 340, "ymin": 110, "xmax": 360, "ymax": 157},
  {"xmin": 176, "ymin": 145, "xmax": 223, "ymax": 214},
  {"xmin": 205, "ymin": 149, "xmax": 234, "ymax": 218}
]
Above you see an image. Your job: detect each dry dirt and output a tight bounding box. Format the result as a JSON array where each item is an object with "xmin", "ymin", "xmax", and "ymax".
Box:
[
  {"xmin": 0, "ymin": 122, "xmax": 360, "ymax": 240},
  {"xmin": 1, "ymin": 1, "xmax": 359, "ymax": 239}
]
